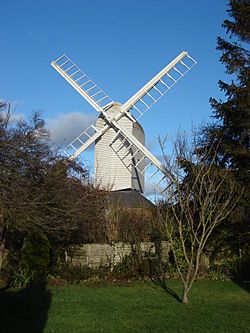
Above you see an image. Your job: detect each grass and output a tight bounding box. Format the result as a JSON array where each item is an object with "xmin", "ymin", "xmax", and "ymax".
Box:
[{"xmin": 0, "ymin": 280, "xmax": 249, "ymax": 333}]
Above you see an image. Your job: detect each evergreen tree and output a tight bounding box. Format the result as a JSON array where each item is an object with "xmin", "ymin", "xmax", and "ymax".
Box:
[
  {"xmin": 202, "ymin": 0, "xmax": 249, "ymax": 172},
  {"xmin": 200, "ymin": 0, "xmax": 250, "ymax": 255}
]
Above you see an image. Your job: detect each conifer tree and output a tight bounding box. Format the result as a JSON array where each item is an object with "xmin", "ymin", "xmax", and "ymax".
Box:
[
  {"xmin": 202, "ymin": 0, "xmax": 249, "ymax": 171},
  {"xmin": 200, "ymin": 0, "xmax": 250, "ymax": 254}
]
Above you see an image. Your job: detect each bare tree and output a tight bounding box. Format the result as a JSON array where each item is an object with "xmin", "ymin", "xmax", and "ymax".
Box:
[
  {"xmin": 157, "ymin": 133, "xmax": 242, "ymax": 304},
  {"xmin": 0, "ymin": 103, "xmax": 91, "ymax": 271}
]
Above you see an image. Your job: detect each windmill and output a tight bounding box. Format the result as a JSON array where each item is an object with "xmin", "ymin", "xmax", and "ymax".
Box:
[{"xmin": 51, "ymin": 52, "xmax": 196, "ymax": 194}]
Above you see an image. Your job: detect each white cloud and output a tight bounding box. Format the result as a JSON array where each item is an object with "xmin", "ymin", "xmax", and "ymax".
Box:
[
  {"xmin": 7, "ymin": 112, "xmax": 25, "ymax": 123},
  {"xmin": 0, "ymin": 102, "xmax": 25, "ymax": 124},
  {"xmin": 46, "ymin": 112, "xmax": 96, "ymax": 148}
]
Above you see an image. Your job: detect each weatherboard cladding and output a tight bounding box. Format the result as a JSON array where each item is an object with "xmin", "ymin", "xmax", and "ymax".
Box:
[{"xmin": 94, "ymin": 103, "xmax": 145, "ymax": 192}]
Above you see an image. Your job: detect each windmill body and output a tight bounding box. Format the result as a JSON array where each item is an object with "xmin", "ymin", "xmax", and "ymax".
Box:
[
  {"xmin": 94, "ymin": 102, "xmax": 145, "ymax": 192},
  {"xmin": 51, "ymin": 51, "xmax": 196, "ymax": 194}
]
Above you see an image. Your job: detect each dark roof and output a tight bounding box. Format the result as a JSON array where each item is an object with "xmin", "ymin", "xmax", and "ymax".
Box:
[{"xmin": 107, "ymin": 188, "xmax": 154, "ymax": 208}]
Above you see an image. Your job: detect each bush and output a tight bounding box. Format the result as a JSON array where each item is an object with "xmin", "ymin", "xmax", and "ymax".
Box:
[
  {"xmin": 19, "ymin": 231, "xmax": 50, "ymax": 273},
  {"xmin": 0, "ymin": 250, "xmax": 19, "ymax": 288},
  {"xmin": 13, "ymin": 231, "xmax": 51, "ymax": 286},
  {"xmin": 10, "ymin": 269, "xmax": 37, "ymax": 288},
  {"xmin": 112, "ymin": 255, "xmax": 135, "ymax": 274},
  {"xmin": 232, "ymin": 255, "xmax": 250, "ymax": 281},
  {"xmin": 51, "ymin": 263, "xmax": 94, "ymax": 284}
]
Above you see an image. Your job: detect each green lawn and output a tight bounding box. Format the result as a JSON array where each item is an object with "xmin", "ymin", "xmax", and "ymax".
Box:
[{"xmin": 0, "ymin": 281, "xmax": 249, "ymax": 333}]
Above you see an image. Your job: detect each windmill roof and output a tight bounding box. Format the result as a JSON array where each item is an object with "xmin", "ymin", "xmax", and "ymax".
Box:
[{"xmin": 107, "ymin": 188, "xmax": 154, "ymax": 209}]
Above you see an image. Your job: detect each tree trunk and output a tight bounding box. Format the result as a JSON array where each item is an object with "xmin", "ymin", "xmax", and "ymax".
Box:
[{"xmin": 182, "ymin": 287, "xmax": 189, "ymax": 304}]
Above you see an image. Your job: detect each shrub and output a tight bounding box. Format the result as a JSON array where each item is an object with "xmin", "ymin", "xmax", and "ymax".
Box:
[
  {"xmin": 111, "ymin": 254, "xmax": 140, "ymax": 280},
  {"xmin": 15, "ymin": 231, "xmax": 51, "ymax": 286},
  {"xmin": 10, "ymin": 268, "xmax": 37, "ymax": 288},
  {"xmin": 231, "ymin": 255, "xmax": 250, "ymax": 281},
  {"xmin": 113, "ymin": 255, "xmax": 135, "ymax": 274},
  {"xmin": 51, "ymin": 263, "xmax": 94, "ymax": 284},
  {"xmin": 19, "ymin": 231, "xmax": 50, "ymax": 273},
  {"xmin": 0, "ymin": 250, "xmax": 19, "ymax": 288}
]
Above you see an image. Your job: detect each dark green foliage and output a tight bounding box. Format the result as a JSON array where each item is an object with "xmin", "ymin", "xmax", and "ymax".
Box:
[
  {"xmin": 111, "ymin": 254, "xmax": 139, "ymax": 279},
  {"xmin": 200, "ymin": 0, "xmax": 250, "ymax": 175},
  {"xmin": 229, "ymin": 255, "xmax": 250, "ymax": 282},
  {"xmin": 231, "ymin": 255, "xmax": 250, "ymax": 281},
  {"xmin": 222, "ymin": 0, "xmax": 250, "ymax": 43},
  {"xmin": 0, "ymin": 250, "xmax": 19, "ymax": 288},
  {"xmin": 207, "ymin": 255, "xmax": 250, "ymax": 281},
  {"xmin": 50, "ymin": 263, "xmax": 94, "ymax": 284},
  {"xmin": 50, "ymin": 258, "xmax": 140, "ymax": 285},
  {"xmin": 10, "ymin": 231, "xmax": 51, "ymax": 287},
  {"xmin": 19, "ymin": 231, "xmax": 50, "ymax": 274},
  {"xmin": 199, "ymin": 0, "xmax": 250, "ymax": 255},
  {"xmin": 11, "ymin": 269, "xmax": 37, "ymax": 288}
]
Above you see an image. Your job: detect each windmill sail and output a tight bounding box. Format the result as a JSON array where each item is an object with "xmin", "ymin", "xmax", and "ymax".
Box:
[
  {"xmin": 121, "ymin": 52, "xmax": 196, "ymax": 120},
  {"xmin": 64, "ymin": 109, "xmax": 165, "ymax": 176},
  {"xmin": 51, "ymin": 54, "xmax": 113, "ymax": 113},
  {"xmin": 110, "ymin": 130, "xmax": 168, "ymax": 193},
  {"xmin": 51, "ymin": 51, "xmax": 197, "ymax": 194}
]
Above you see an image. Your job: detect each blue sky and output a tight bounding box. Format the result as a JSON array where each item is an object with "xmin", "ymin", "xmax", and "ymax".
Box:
[{"xmin": 1, "ymin": 0, "xmax": 229, "ymax": 183}]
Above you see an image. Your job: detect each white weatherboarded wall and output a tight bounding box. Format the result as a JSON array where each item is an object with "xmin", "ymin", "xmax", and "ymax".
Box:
[{"xmin": 94, "ymin": 102, "xmax": 145, "ymax": 192}]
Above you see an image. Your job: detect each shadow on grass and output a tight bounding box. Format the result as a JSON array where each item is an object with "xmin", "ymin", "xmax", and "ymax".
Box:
[
  {"xmin": 146, "ymin": 275, "xmax": 182, "ymax": 302},
  {"xmin": 0, "ymin": 284, "xmax": 52, "ymax": 333}
]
